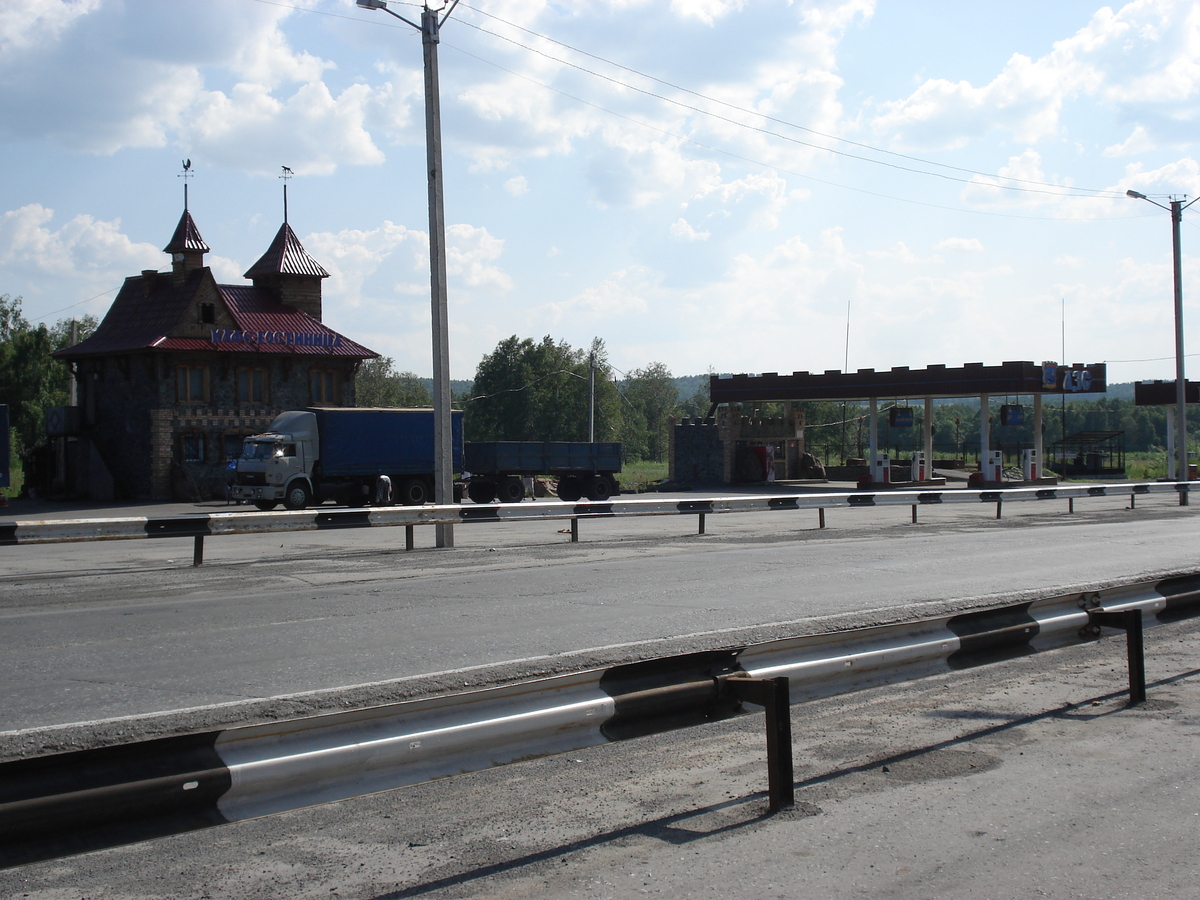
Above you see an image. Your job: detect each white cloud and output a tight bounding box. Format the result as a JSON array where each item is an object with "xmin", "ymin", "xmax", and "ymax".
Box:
[
  {"xmin": 533, "ymin": 267, "xmax": 654, "ymax": 326},
  {"xmin": 669, "ymin": 0, "xmax": 748, "ymax": 26},
  {"xmin": 183, "ymin": 81, "xmax": 384, "ymax": 176},
  {"xmin": 1103, "ymin": 125, "xmax": 1156, "ymax": 157},
  {"xmin": 0, "ymin": 0, "xmax": 382, "ymax": 174},
  {"xmin": 446, "ymin": 224, "xmax": 514, "ymax": 293},
  {"xmin": 0, "ymin": 203, "xmax": 161, "ymax": 279},
  {"xmin": 871, "ymin": 0, "xmax": 1197, "ymax": 151},
  {"xmin": 504, "ymin": 176, "xmax": 529, "ymax": 196},
  {"xmin": 1121, "ymin": 156, "xmax": 1200, "ymax": 198},
  {"xmin": 670, "ymin": 218, "xmax": 711, "ymax": 241},
  {"xmin": 0, "ymin": 0, "xmax": 101, "ymax": 54},
  {"xmin": 302, "ymin": 221, "xmax": 423, "ymax": 305},
  {"xmin": 936, "ymin": 237, "xmax": 984, "ymax": 253}
]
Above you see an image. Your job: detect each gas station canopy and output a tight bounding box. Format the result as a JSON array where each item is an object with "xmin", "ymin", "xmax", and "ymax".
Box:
[
  {"xmin": 711, "ymin": 361, "xmax": 1107, "ymax": 405},
  {"xmin": 707, "ymin": 360, "xmax": 1108, "ymax": 487}
]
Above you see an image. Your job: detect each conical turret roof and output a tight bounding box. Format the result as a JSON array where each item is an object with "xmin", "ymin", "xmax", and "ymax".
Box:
[
  {"xmin": 163, "ymin": 209, "xmax": 209, "ymax": 254},
  {"xmin": 244, "ymin": 222, "xmax": 329, "ymax": 279}
]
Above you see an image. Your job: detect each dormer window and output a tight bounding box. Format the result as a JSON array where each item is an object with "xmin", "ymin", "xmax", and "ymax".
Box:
[{"xmin": 199, "ymin": 303, "xmax": 215, "ymax": 324}]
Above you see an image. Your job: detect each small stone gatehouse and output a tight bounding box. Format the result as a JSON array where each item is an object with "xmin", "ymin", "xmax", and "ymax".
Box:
[{"xmin": 54, "ymin": 206, "xmax": 377, "ymax": 501}]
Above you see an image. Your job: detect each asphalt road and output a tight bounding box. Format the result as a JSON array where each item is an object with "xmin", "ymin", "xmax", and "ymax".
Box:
[
  {"xmin": 3, "ymin": 606, "xmax": 1198, "ymax": 898},
  {"xmin": 2, "ymin": 488, "xmax": 1200, "ymax": 897},
  {"xmin": 2, "ymin": 489, "xmax": 1199, "ymax": 735}
]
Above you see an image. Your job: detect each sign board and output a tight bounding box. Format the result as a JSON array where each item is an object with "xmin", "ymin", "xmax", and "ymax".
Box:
[
  {"xmin": 1041, "ymin": 362, "xmax": 1106, "ymax": 393},
  {"xmin": 889, "ymin": 407, "xmax": 914, "ymax": 427},
  {"xmin": 210, "ymin": 329, "xmax": 344, "ymax": 349},
  {"xmin": 1000, "ymin": 404, "xmax": 1024, "ymax": 426}
]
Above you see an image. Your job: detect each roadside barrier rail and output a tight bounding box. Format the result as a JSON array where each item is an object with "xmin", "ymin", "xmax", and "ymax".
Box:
[
  {"xmin": 0, "ymin": 480, "xmax": 1193, "ymax": 566},
  {"xmin": 1, "ymin": 571, "xmax": 1197, "ymax": 869}
]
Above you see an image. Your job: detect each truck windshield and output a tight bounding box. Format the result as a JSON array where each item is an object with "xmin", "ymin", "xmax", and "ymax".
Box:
[{"xmin": 242, "ymin": 441, "xmax": 280, "ymax": 460}]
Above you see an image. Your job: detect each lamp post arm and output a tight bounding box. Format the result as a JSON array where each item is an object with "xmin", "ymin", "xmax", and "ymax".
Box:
[
  {"xmin": 439, "ymin": 0, "xmax": 462, "ymax": 27},
  {"xmin": 376, "ymin": 6, "xmax": 420, "ymax": 29}
]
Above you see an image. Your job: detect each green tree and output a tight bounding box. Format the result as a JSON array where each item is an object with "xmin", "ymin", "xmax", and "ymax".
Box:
[
  {"xmin": 0, "ymin": 294, "xmax": 97, "ymax": 455},
  {"xmin": 465, "ymin": 335, "xmax": 619, "ymax": 442},
  {"xmin": 620, "ymin": 362, "xmax": 679, "ymax": 461},
  {"xmin": 355, "ymin": 356, "xmax": 432, "ymax": 407}
]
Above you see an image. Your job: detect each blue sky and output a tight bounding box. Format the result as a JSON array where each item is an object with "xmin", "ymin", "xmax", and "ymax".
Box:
[{"xmin": 2, "ymin": 0, "xmax": 1198, "ymax": 385}]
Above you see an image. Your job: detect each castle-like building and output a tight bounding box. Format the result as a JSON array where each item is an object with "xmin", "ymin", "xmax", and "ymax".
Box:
[{"xmin": 54, "ymin": 204, "xmax": 376, "ymax": 501}]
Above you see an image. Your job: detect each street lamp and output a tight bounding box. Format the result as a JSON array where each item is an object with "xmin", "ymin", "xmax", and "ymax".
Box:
[
  {"xmin": 1127, "ymin": 188, "xmax": 1198, "ymax": 501},
  {"xmin": 358, "ymin": 0, "xmax": 459, "ymax": 546}
]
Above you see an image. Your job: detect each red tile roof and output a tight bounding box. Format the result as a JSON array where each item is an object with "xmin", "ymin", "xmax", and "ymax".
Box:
[
  {"xmin": 55, "ymin": 270, "xmax": 375, "ymax": 360},
  {"xmin": 244, "ymin": 222, "xmax": 330, "ymax": 279},
  {"xmin": 163, "ymin": 210, "xmax": 209, "ymax": 253}
]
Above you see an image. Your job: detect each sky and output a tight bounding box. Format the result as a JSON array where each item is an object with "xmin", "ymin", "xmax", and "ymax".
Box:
[{"xmin": 2, "ymin": 0, "xmax": 1199, "ymax": 387}]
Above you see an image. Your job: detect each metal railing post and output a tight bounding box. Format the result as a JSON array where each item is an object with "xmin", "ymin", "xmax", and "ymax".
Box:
[
  {"xmin": 1088, "ymin": 609, "xmax": 1147, "ymax": 705},
  {"xmin": 724, "ymin": 676, "xmax": 794, "ymax": 811}
]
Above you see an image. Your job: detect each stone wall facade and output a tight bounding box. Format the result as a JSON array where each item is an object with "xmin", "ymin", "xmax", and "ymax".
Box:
[
  {"xmin": 73, "ymin": 350, "xmax": 359, "ymax": 500},
  {"xmin": 670, "ymin": 418, "xmax": 724, "ymax": 485}
]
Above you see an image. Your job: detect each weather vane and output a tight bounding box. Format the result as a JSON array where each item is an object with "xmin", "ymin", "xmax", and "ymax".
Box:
[
  {"xmin": 280, "ymin": 165, "xmax": 293, "ymax": 223},
  {"xmin": 179, "ymin": 159, "xmax": 194, "ymax": 210}
]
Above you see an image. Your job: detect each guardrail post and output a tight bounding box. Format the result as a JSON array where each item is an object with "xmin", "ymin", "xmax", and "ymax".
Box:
[
  {"xmin": 723, "ymin": 676, "xmax": 794, "ymax": 811},
  {"xmin": 1130, "ymin": 492, "xmax": 1136, "ymax": 510},
  {"xmin": 1181, "ymin": 485, "xmax": 1189, "ymax": 507},
  {"xmin": 571, "ymin": 518, "xmax": 579, "ymax": 543},
  {"xmin": 192, "ymin": 535, "xmax": 204, "ymax": 567},
  {"xmin": 698, "ymin": 513, "xmax": 706, "ymax": 535},
  {"xmin": 1069, "ymin": 497, "xmax": 1074, "ymax": 514},
  {"xmin": 995, "ymin": 498, "xmax": 1002, "ymax": 520},
  {"xmin": 405, "ymin": 525, "xmax": 415, "ymax": 552},
  {"xmin": 1088, "ymin": 609, "xmax": 1146, "ymax": 705},
  {"xmin": 911, "ymin": 504, "xmax": 917, "ymax": 524},
  {"xmin": 818, "ymin": 508, "xmax": 825, "ymax": 529}
]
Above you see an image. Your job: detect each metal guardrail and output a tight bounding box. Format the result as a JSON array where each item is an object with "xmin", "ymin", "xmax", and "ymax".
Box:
[
  {"xmin": 2, "ymin": 571, "xmax": 1197, "ymax": 869},
  {"xmin": 0, "ymin": 480, "xmax": 1194, "ymax": 565}
]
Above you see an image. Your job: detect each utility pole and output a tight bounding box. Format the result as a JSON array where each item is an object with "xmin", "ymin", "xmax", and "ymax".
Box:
[
  {"xmin": 358, "ymin": 0, "xmax": 460, "ymax": 543},
  {"xmin": 1128, "ymin": 189, "xmax": 1197, "ymax": 502},
  {"xmin": 589, "ymin": 350, "xmax": 596, "ymax": 443}
]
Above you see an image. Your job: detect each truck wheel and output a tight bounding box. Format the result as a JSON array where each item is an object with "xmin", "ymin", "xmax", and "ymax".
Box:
[
  {"xmin": 467, "ymin": 480, "xmax": 496, "ymax": 504},
  {"xmin": 498, "ymin": 476, "xmax": 524, "ymax": 503},
  {"xmin": 253, "ymin": 500, "xmax": 278, "ymax": 511},
  {"xmin": 556, "ymin": 476, "xmax": 583, "ymax": 502},
  {"xmin": 284, "ymin": 482, "xmax": 311, "ymax": 510},
  {"xmin": 398, "ymin": 477, "xmax": 429, "ymax": 506},
  {"xmin": 585, "ymin": 475, "xmax": 612, "ymax": 502}
]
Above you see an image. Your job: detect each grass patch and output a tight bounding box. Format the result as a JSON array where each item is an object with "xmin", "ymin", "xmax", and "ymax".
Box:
[{"xmin": 618, "ymin": 459, "xmax": 669, "ymax": 492}]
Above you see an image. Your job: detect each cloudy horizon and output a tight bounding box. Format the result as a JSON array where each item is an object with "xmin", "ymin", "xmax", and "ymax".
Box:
[{"xmin": 2, "ymin": 0, "xmax": 1198, "ymax": 386}]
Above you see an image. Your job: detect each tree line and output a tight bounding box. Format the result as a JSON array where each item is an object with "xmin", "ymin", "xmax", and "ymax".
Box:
[
  {"xmin": 358, "ymin": 335, "xmax": 706, "ymax": 462},
  {"xmin": 4, "ymin": 306, "xmax": 1193, "ymax": 472},
  {"xmin": 1, "ymin": 295, "xmax": 97, "ymax": 461}
]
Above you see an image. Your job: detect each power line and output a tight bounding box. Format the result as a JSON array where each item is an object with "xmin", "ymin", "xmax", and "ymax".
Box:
[
  {"xmin": 260, "ymin": 0, "xmax": 1131, "ymax": 203},
  {"xmin": 441, "ymin": 41, "xmax": 1142, "ymax": 223},
  {"xmin": 455, "ymin": 3, "xmax": 1126, "ymax": 199},
  {"xmin": 29, "ymin": 284, "xmax": 124, "ymax": 324}
]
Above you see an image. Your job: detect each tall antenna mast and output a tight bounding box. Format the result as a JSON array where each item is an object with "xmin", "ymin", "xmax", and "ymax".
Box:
[
  {"xmin": 280, "ymin": 166, "xmax": 293, "ymax": 223},
  {"xmin": 180, "ymin": 159, "xmax": 193, "ymax": 210}
]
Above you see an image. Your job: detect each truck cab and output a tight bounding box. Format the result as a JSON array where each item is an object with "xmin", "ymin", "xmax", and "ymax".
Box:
[{"xmin": 232, "ymin": 411, "xmax": 318, "ymax": 510}]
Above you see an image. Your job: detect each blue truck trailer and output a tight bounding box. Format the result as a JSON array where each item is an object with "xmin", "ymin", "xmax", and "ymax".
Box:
[
  {"xmin": 463, "ymin": 441, "xmax": 621, "ymax": 503},
  {"xmin": 233, "ymin": 407, "xmax": 463, "ymax": 510}
]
